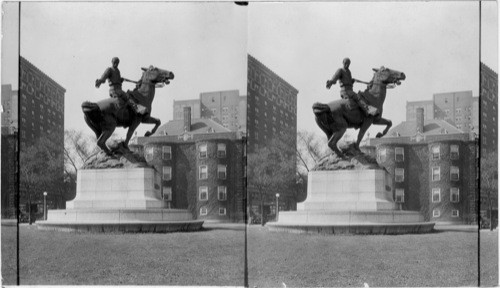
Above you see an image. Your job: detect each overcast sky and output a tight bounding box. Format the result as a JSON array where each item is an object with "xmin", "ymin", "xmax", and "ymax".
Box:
[
  {"xmin": 1, "ymin": 1, "xmax": 498, "ymax": 141},
  {"xmin": 248, "ymin": 1, "xmax": 498, "ymax": 139},
  {"xmin": 9, "ymin": 2, "xmax": 247, "ymax": 137}
]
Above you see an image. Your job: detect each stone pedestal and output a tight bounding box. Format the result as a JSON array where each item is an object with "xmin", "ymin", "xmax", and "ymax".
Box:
[
  {"xmin": 67, "ymin": 168, "xmax": 164, "ymax": 209},
  {"xmin": 38, "ymin": 168, "xmax": 203, "ymax": 233},
  {"xmin": 268, "ymin": 169, "xmax": 434, "ymax": 235},
  {"xmin": 297, "ymin": 170, "xmax": 397, "ymax": 212}
]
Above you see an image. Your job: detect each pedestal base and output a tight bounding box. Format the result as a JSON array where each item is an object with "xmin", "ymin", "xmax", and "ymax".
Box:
[
  {"xmin": 38, "ymin": 168, "xmax": 203, "ymax": 233},
  {"xmin": 269, "ymin": 170, "xmax": 434, "ymax": 235}
]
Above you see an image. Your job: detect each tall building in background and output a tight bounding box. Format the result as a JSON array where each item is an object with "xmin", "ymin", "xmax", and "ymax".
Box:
[
  {"xmin": 20, "ymin": 56, "xmax": 65, "ymax": 146},
  {"xmin": 480, "ymin": 63, "xmax": 498, "ymax": 154},
  {"xmin": 433, "ymin": 91, "xmax": 477, "ymax": 134},
  {"xmin": 406, "ymin": 91, "xmax": 479, "ymax": 134},
  {"xmin": 247, "ymin": 54, "xmax": 299, "ymax": 214},
  {"xmin": 172, "ymin": 90, "xmax": 246, "ymax": 133},
  {"xmin": 247, "ymin": 54, "xmax": 298, "ymax": 152},
  {"xmin": 19, "ymin": 56, "xmax": 66, "ymax": 210}
]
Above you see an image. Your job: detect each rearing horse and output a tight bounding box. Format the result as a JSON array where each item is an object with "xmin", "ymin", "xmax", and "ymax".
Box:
[
  {"xmin": 313, "ymin": 66, "xmax": 406, "ymax": 157},
  {"xmin": 82, "ymin": 66, "xmax": 174, "ymax": 155}
]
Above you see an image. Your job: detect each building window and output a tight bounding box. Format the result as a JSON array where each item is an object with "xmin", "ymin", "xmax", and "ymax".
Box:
[
  {"xmin": 451, "ymin": 210, "xmax": 459, "ymax": 217},
  {"xmin": 219, "ymin": 208, "xmax": 226, "ymax": 216},
  {"xmin": 433, "ymin": 209, "xmax": 440, "ymax": 218},
  {"xmin": 450, "ymin": 188, "xmax": 459, "ymax": 203},
  {"xmin": 450, "ymin": 145, "xmax": 459, "ymax": 160},
  {"xmin": 432, "ymin": 188, "xmax": 441, "ymax": 203},
  {"xmin": 218, "ymin": 165, "xmax": 227, "ymax": 179},
  {"xmin": 199, "ymin": 144, "xmax": 207, "ymax": 158},
  {"xmin": 395, "ymin": 147, "xmax": 404, "ymax": 162},
  {"xmin": 450, "ymin": 166, "xmax": 459, "ymax": 181},
  {"xmin": 199, "ymin": 186, "xmax": 208, "ymax": 201},
  {"xmin": 199, "ymin": 165, "xmax": 208, "ymax": 180},
  {"xmin": 162, "ymin": 166, "xmax": 172, "ymax": 181},
  {"xmin": 217, "ymin": 143, "xmax": 226, "ymax": 158},
  {"xmin": 432, "ymin": 167, "xmax": 440, "ymax": 181},
  {"xmin": 395, "ymin": 168, "xmax": 404, "ymax": 183},
  {"xmin": 378, "ymin": 148, "xmax": 387, "ymax": 162},
  {"xmin": 218, "ymin": 186, "xmax": 227, "ymax": 201},
  {"xmin": 162, "ymin": 146, "xmax": 172, "ymax": 160},
  {"xmin": 431, "ymin": 145, "xmax": 440, "ymax": 160},
  {"xmin": 200, "ymin": 207, "xmax": 208, "ymax": 216},
  {"xmin": 145, "ymin": 146, "xmax": 154, "ymax": 162},
  {"xmin": 163, "ymin": 187, "xmax": 172, "ymax": 201},
  {"xmin": 395, "ymin": 189, "xmax": 404, "ymax": 203}
]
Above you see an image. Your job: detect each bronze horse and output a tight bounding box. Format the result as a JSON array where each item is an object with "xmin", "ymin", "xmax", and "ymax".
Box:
[
  {"xmin": 313, "ymin": 66, "xmax": 406, "ymax": 157},
  {"xmin": 82, "ymin": 66, "xmax": 174, "ymax": 155}
]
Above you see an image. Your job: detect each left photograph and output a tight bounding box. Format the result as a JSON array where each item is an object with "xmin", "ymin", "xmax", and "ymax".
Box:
[{"xmin": 2, "ymin": 2, "xmax": 247, "ymax": 285}]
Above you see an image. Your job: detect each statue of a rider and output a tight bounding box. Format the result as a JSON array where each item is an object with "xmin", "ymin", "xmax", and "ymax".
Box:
[
  {"xmin": 326, "ymin": 58, "xmax": 378, "ymax": 117},
  {"xmin": 95, "ymin": 57, "xmax": 145, "ymax": 115}
]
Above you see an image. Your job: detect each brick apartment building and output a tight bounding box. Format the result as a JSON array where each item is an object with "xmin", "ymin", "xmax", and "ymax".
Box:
[
  {"xmin": 479, "ymin": 62, "xmax": 498, "ymax": 154},
  {"xmin": 366, "ymin": 108, "xmax": 478, "ymax": 223},
  {"xmin": 19, "ymin": 56, "xmax": 66, "ymax": 211},
  {"xmin": 247, "ymin": 54, "xmax": 299, "ymax": 214},
  {"xmin": 131, "ymin": 107, "xmax": 246, "ymax": 222}
]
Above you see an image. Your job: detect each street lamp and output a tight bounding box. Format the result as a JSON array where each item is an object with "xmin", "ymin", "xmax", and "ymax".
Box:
[
  {"xmin": 43, "ymin": 192, "xmax": 47, "ymax": 220},
  {"xmin": 276, "ymin": 193, "xmax": 280, "ymax": 222}
]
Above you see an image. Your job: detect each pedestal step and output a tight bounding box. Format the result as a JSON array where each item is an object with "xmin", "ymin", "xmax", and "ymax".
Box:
[
  {"xmin": 46, "ymin": 208, "xmax": 193, "ymax": 223},
  {"xmin": 298, "ymin": 201, "xmax": 397, "ymax": 211},
  {"xmin": 277, "ymin": 210, "xmax": 424, "ymax": 224}
]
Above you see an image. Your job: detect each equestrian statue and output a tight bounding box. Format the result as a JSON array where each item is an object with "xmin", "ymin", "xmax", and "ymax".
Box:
[
  {"xmin": 314, "ymin": 61, "xmax": 406, "ymax": 157},
  {"xmin": 82, "ymin": 62, "xmax": 174, "ymax": 155}
]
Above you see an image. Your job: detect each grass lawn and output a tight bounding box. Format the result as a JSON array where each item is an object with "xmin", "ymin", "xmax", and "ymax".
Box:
[
  {"xmin": 2, "ymin": 223, "xmax": 497, "ymax": 287},
  {"xmin": 2, "ymin": 223, "xmax": 246, "ymax": 285},
  {"xmin": 247, "ymin": 225, "xmax": 497, "ymax": 287}
]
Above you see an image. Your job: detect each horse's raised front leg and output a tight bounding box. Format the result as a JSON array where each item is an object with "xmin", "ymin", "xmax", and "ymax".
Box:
[
  {"xmin": 142, "ymin": 115, "xmax": 161, "ymax": 137},
  {"xmin": 373, "ymin": 117, "xmax": 392, "ymax": 138},
  {"xmin": 355, "ymin": 117, "xmax": 374, "ymax": 150}
]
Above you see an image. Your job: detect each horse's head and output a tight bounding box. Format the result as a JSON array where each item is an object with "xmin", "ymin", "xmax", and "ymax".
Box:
[
  {"xmin": 141, "ymin": 66, "xmax": 175, "ymax": 86},
  {"xmin": 372, "ymin": 66, "xmax": 406, "ymax": 87}
]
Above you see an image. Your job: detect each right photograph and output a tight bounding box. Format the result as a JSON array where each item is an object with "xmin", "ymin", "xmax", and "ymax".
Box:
[{"xmin": 245, "ymin": 2, "xmax": 497, "ymax": 287}]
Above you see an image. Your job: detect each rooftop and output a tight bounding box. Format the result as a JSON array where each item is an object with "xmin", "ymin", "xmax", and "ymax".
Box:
[
  {"xmin": 386, "ymin": 119, "xmax": 465, "ymax": 138},
  {"xmin": 153, "ymin": 118, "xmax": 231, "ymax": 136}
]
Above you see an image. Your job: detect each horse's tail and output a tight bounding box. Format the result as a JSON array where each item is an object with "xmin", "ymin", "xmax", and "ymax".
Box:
[
  {"xmin": 312, "ymin": 102, "xmax": 336, "ymax": 138},
  {"xmin": 82, "ymin": 101, "xmax": 103, "ymax": 137},
  {"xmin": 312, "ymin": 102, "xmax": 331, "ymax": 115}
]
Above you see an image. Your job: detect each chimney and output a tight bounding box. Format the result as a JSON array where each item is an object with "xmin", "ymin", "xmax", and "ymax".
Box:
[
  {"xmin": 416, "ymin": 107, "xmax": 424, "ymax": 134},
  {"xmin": 183, "ymin": 106, "xmax": 191, "ymax": 132}
]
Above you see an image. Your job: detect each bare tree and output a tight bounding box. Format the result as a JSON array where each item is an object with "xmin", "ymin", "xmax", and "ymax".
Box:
[
  {"xmin": 296, "ymin": 130, "xmax": 329, "ymax": 173},
  {"xmin": 64, "ymin": 129, "xmax": 98, "ymax": 181},
  {"xmin": 481, "ymin": 151, "xmax": 498, "ymax": 230},
  {"xmin": 63, "ymin": 130, "xmax": 99, "ymax": 202}
]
